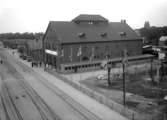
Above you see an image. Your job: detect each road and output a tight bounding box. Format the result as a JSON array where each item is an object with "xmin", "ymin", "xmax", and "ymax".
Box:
[{"xmin": 0, "ymin": 47, "xmax": 129, "ymax": 120}]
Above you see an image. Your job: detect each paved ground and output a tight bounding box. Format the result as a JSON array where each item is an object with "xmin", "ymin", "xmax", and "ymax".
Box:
[
  {"xmin": 0, "ymin": 52, "xmax": 42, "ymax": 120},
  {"xmin": 0, "ymin": 49, "xmax": 60, "ymax": 120},
  {"xmin": 62, "ymin": 63, "xmax": 150, "ymax": 83},
  {"xmin": 3, "ymin": 48, "xmax": 129, "ymax": 120}
]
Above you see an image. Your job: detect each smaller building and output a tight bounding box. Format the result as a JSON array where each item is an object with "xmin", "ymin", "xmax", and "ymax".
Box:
[
  {"xmin": 144, "ymin": 21, "xmax": 150, "ymax": 29},
  {"xmin": 2, "ymin": 39, "xmax": 28, "ymax": 49},
  {"xmin": 159, "ymin": 36, "xmax": 167, "ymax": 46},
  {"xmin": 26, "ymin": 39, "xmax": 43, "ymax": 62}
]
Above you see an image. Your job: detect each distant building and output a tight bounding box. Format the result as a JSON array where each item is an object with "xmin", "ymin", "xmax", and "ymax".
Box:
[
  {"xmin": 144, "ymin": 21, "xmax": 150, "ymax": 29},
  {"xmin": 159, "ymin": 36, "xmax": 167, "ymax": 46},
  {"xmin": 134, "ymin": 29, "xmax": 141, "ymax": 37},
  {"xmin": 43, "ymin": 14, "xmax": 149, "ymax": 73},
  {"xmin": 26, "ymin": 39, "xmax": 43, "ymax": 62},
  {"xmin": 3, "ymin": 39, "xmax": 28, "ymax": 49}
]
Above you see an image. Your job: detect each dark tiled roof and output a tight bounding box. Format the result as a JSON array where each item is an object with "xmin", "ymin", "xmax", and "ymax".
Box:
[
  {"xmin": 44, "ymin": 15, "xmax": 141, "ymax": 44},
  {"xmin": 72, "ymin": 14, "xmax": 108, "ymax": 22}
]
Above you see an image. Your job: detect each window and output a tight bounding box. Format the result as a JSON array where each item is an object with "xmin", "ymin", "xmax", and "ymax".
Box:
[
  {"xmin": 94, "ymin": 55, "xmax": 99, "ymax": 59},
  {"xmin": 52, "ymin": 44, "xmax": 57, "ymax": 50},
  {"xmin": 78, "ymin": 32, "xmax": 86, "ymax": 38},
  {"xmin": 88, "ymin": 21, "xmax": 93, "ymax": 25},
  {"xmin": 106, "ymin": 54, "xmax": 110, "ymax": 59},
  {"xmin": 119, "ymin": 32, "xmax": 126, "ymax": 37},
  {"xmin": 116, "ymin": 44, "xmax": 119, "ymax": 48},
  {"xmin": 75, "ymin": 21, "xmax": 80, "ymax": 24},
  {"xmin": 48, "ymin": 43, "xmax": 51, "ymax": 49},
  {"xmin": 105, "ymin": 46, "xmax": 109, "ymax": 51},
  {"xmin": 82, "ymin": 56, "xmax": 89, "ymax": 61},
  {"xmin": 95, "ymin": 46, "xmax": 99, "ymax": 50},
  {"xmin": 100, "ymin": 32, "xmax": 107, "ymax": 38}
]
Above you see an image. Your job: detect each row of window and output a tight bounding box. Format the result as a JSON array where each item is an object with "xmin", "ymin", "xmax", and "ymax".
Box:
[
  {"xmin": 44, "ymin": 42, "xmax": 136, "ymax": 59},
  {"xmin": 44, "ymin": 43, "xmax": 131, "ymax": 51},
  {"xmin": 64, "ymin": 63, "xmax": 101, "ymax": 71},
  {"xmin": 44, "ymin": 42, "xmax": 58, "ymax": 50},
  {"xmin": 78, "ymin": 32, "xmax": 108, "ymax": 38}
]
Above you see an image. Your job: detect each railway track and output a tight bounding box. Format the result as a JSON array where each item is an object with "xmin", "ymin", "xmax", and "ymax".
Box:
[
  {"xmin": 0, "ymin": 94, "xmax": 10, "ymax": 120},
  {"xmin": 15, "ymin": 74, "xmax": 61, "ymax": 120},
  {"xmin": 0, "ymin": 51, "xmax": 60, "ymax": 120},
  {"xmin": 1, "ymin": 80, "xmax": 24, "ymax": 120},
  {"xmin": 15, "ymin": 58, "xmax": 103, "ymax": 120},
  {"xmin": 1, "ymin": 49, "xmax": 103, "ymax": 120}
]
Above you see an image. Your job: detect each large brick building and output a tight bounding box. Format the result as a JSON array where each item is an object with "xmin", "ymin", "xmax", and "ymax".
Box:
[{"xmin": 43, "ymin": 14, "xmax": 145, "ymax": 73}]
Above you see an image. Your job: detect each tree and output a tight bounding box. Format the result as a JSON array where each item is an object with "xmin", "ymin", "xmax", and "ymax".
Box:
[
  {"xmin": 0, "ymin": 32, "xmax": 44, "ymax": 40},
  {"xmin": 140, "ymin": 27, "xmax": 162, "ymax": 45}
]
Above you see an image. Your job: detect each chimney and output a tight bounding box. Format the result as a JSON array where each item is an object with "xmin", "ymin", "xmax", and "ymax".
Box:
[{"xmin": 121, "ymin": 19, "xmax": 126, "ymax": 24}]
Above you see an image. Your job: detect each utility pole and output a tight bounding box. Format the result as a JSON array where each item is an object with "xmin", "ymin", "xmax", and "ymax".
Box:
[
  {"xmin": 107, "ymin": 55, "xmax": 112, "ymax": 87},
  {"xmin": 150, "ymin": 58, "xmax": 154, "ymax": 85},
  {"xmin": 42, "ymin": 35, "xmax": 46, "ymax": 70},
  {"xmin": 107, "ymin": 66, "xmax": 111, "ymax": 86},
  {"xmin": 101, "ymin": 59, "xmax": 111, "ymax": 87},
  {"xmin": 157, "ymin": 49, "xmax": 165, "ymax": 100},
  {"xmin": 122, "ymin": 49, "xmax": 128, "ymax": 106},
  {"xmin": 123, "ymin": 62, "xmax": 126, "ymax": 106}
]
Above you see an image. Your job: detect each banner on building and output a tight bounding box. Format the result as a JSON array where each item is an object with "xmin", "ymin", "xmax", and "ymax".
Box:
[
  {"xmin": 90, "ymin": 46, "xmax": 95, "ymax": 61},
  {"xmin": 45, "ymin": 49, "xmax": 58, "ymax": 56},
  {"xmin": 60, "ymin": 48, "xmax": 64, "ymax": 57},
  {"xmin": 77, "ymin": 46, "xmax": 82, "ymax": 56}
]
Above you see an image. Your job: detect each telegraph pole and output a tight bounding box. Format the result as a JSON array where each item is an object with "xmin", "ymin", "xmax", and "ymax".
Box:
[
  {"xmin": 107, "ymin": 55, "xmax": 112, "ymax": 87},
  {"xmin": 101, "ymin": 59, "xmax": 111, "ymax": 87},
  {"xmin": 122, "ymin": 49, "xmax": 128, "ymax": 106},
  {"xmin": 150, "ymin": 58, "xmax": 154, "ymax": 85},
  {"xmin": 157, "ymin": 49, "xmax": 165, "ymax": 100},
  {"xmin": 107, "ymin": 65, "xmax": 111, "ymax": 86},
  {"xmin": 123, "ymin": 62, "xmax": 126, "ymax": 106}
]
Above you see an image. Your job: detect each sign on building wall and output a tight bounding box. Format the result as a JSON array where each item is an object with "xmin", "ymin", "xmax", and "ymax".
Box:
[{"xmin": 45, "ymin": 49, "xmax": 58, "ymax": 56}]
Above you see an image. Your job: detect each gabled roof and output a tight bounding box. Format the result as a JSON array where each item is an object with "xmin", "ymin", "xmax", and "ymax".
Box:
[
  {"xmin": 44, "ymin": 15, "xmax": 141, "ymax": 44},
  {"xmin": 72, "ymin": 14, "xmax": 108, "ymax": 22}
]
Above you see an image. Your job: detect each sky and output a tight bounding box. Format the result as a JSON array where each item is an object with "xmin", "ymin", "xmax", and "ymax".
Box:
[{"xmin": 0, "ymin": 0, "xmax": 167, "ymax": 33}]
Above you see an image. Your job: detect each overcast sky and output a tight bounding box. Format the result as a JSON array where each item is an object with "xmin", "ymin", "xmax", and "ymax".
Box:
[{"xmin": 1, "ymin": 0, "xmax": 167, "ymax": 33}]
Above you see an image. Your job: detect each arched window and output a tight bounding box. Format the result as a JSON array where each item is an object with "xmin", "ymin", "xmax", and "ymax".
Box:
[{"xmin": 82, "ymin": 56, "xmax": 89, "ymax": 61}]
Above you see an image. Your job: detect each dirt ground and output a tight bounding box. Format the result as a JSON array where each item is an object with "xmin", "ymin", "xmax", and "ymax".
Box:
[{"xmin": 80, "ymin": 69, "xmax": 167, "ymax": 120}]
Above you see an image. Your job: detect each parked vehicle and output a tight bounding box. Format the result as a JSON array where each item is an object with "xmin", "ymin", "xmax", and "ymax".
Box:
[{"xmin": 97, "ymin": 74, "xmax": 107, "ymax": 80}]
